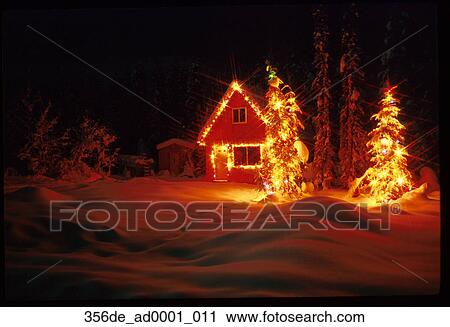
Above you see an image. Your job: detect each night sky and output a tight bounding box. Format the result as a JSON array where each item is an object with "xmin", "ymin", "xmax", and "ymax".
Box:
[{"xmin": 3, "ymin": 3, "xmax": 438, "ymax": 171}]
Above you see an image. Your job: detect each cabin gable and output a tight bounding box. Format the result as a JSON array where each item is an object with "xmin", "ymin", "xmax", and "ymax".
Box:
[
  {"xmin": 204, "ymin": 91, "xmax": 266, "ymax": 144},
  {"xmin": 198, "ymin": 81, "xmax": 266, "ymax": 146}
]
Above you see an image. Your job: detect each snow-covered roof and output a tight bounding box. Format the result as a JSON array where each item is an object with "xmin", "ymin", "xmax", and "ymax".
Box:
[{"xmin": 156, "ymin": 138, "xmax": 196, "ymax": 150}]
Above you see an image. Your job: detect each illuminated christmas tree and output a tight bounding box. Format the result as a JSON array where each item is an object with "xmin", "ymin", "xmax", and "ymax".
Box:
[
  {"xmin": 258, "ymin": 65, "xmax": 305, "ymax": 198},
  {"xmin": 352, "ymin": 85, "xmax": 413, "ymax": 202}
]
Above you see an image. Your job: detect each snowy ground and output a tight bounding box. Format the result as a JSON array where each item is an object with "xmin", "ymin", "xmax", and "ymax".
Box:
[{"xmin": 4, "ymin": 176, "xmax": 440, "ymax": 300}]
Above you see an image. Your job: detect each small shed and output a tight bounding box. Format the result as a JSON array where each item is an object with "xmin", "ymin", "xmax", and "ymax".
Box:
[{"xmin": 157, "ymin": 138, "xmax": 196, "ymax": 176}]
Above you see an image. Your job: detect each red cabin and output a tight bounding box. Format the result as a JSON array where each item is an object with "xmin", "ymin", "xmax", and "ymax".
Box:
[{"xmin": 198, "ymin": 81, "xmax": 267, "ymax": 183}]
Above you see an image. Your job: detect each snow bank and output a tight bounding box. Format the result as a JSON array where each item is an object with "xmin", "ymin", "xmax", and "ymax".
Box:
[
  {"xmin": 5, "ymin": 186, "xmax": 73, "ymax": 203},
  {"xmin": 4, "ymin": 177, "xmax": 440, "ymax": 300}
]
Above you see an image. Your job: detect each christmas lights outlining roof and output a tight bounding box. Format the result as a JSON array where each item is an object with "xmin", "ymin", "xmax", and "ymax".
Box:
[{"xmin": 197, "ymin": 81, "xmax": 267, "ymax": 146}]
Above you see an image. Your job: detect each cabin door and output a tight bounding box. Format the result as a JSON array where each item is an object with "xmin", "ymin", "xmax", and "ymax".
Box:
[{"xmin": 214, "ymin": 146, "xmax": 228, "ymax": 181}]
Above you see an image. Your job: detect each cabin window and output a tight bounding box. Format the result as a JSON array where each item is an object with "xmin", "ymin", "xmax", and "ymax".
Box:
[
  {"xmin": 233, "ymin": 145, "xmax": 261, "ymax": 166},
  {"xmin": 232, "ymin": 107, "xmax": 247, "ymax": 124}
]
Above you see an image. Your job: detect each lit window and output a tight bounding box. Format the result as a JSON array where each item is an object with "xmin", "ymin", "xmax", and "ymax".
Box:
[
  {"xmin": 233, "ymin": 146, "xmax": 261, "ymax": 166},
  {"xmin": 234, "ymin": 147, "xmax": 246, "ymax": 165},
  {"xmin": 232, "ymin": 107, "xmax": 247, "ymax": 123},
  {"xmin": 247, "ymin": 146, "xmax": 261, "ymax": 165}
]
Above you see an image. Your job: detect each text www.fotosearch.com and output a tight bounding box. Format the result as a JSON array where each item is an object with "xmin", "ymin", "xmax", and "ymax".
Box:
[{"xmin": 225, "ymin": 310, "xmax": 365, "ymax": 323}]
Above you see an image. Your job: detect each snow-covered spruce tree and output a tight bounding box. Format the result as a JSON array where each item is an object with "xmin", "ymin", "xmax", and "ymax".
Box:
[
  {"xmin": 18, "ymin": 102, "xmax": 61, "ymax": 177},
  {"xmin": 311, "ymin": 6, "xmax": 336, "ymax": 190},
  {"xmin": 258, "ymin": 65, "xmax": 305, "ymax": 198},
  {"xmin": 338, "ymin": 3, "xmax": 368, "ymax": 188},
  {"xmin": 352, "ymin": 86, "xmax": 412, "ymax": 202}
]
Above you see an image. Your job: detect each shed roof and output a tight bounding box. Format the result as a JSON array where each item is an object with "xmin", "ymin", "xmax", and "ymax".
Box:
[{"xmin": 156, "ymin": 138, "xmax": 196, "ymax": 150}]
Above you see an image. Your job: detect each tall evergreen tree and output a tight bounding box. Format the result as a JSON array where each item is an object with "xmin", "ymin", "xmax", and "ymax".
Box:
[
  {"xmin": 338, "ymin": 3, "xmax": 367, "ymax": 188},
  {"xmin": 311, "ymin": 6, "xmax": 335, "ymax": 190}
]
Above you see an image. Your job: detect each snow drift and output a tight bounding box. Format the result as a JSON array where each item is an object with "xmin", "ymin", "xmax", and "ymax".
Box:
[{"xmin": 4, "ymin": 177, "xmax": 440, "ymax": 300}]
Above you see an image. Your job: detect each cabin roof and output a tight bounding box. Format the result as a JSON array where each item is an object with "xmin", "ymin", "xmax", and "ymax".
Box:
[{"xmin": 197, "ymin": 81, "xmax": 266, "ymax": 145}]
